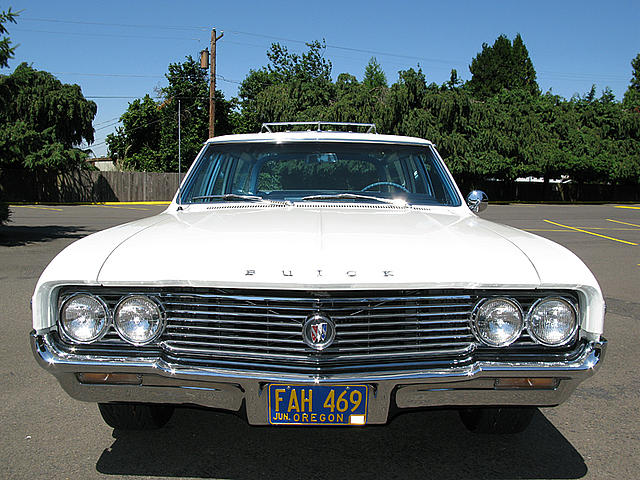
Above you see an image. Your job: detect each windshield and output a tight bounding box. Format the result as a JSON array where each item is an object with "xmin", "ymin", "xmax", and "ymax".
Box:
[{"xmin": 179, "ymin": 141, "xmax": 461, "ymax": 206}]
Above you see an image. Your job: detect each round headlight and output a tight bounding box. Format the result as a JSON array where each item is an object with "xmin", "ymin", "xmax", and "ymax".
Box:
[
  {"xmin": 528, "ymin": 297, "xmax": 577, "ymax": 346},
  {"xmin": 114, "ymin": 296, "xmax": 164, "ymax": 345},
  {"xmin": 59, "ymin": 294, "xmax": 110, "ymax": 343},
  {"xmin": 472, "ymin": 298, "xmax": 524, "ymax": 347}
]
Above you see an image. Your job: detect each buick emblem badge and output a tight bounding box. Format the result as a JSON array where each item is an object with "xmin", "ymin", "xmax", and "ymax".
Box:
[{"xmin": 302, "ymin": 313, "xmax": 335, "ymax": 351}]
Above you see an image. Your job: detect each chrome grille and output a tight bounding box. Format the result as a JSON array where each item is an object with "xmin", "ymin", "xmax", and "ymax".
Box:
[
  {"xmin": 161, "ymin": 292, "xmax": 476, "ymax": 362},
  {"xmin": 57, "ymin": 287, "xmax": 580, "ymax": 373}
]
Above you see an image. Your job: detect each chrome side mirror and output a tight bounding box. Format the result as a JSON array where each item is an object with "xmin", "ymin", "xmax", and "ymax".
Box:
[{"xmin": 466, "ymin": 190, "xmax": 488, "ymax": 213}]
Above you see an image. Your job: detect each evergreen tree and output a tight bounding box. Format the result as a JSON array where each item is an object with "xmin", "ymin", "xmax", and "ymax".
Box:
[
  {"xmin": 0, "ymin": 7, "xmax": 18, "ymax": 224},
  {"xmin": 107, "ymin": 38, "xmax": 640, "ymax": 190},
  {"xmin": 0, "ymin": 64, "xmax": 97, "ymax": 171},
  {"xmin": 237, "ymin": 40, "xmax": 335, "ymax": 131},
  {"xmin": 468, "ymin": 34, "xmax": 539, "ymax": 98},
  {"xmin": 0, "ymin": 7, "xmax": 18, "ymax": 68},
  {"xmin": 623, "ymin": 53, "xmax": 640, "ymax": 109},
  {"xmin": 363, "ymin": 57, "xmax": 387, "ymax": 90}
]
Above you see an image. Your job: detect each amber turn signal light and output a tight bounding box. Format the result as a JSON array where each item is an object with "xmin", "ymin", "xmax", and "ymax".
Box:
[
  {"xmin": 495, "ymin": 377, "xmax": 558, "ymax": 389},
  {"xmin": 77, "ymin": 373, "xmax": 142, "ymax": 385}
]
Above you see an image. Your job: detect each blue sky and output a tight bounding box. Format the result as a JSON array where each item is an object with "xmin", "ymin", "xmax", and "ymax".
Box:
[{"xmin": 3, "ymin": 0, "xmax": 639, "ymax": 157}]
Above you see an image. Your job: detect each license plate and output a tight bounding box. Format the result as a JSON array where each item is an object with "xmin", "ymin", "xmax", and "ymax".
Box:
[{"xmin": 268, "ymin": 384, "xmax": 368, "ymax": 425}]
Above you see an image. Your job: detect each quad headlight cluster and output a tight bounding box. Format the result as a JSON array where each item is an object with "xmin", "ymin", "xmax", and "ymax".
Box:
[
  {"xmin": 471, "ymin": 296, "xmax": 578, "ymax": 347},
  {"xmin": 59, "ymin": 293, "xmax": 165, "ymax": 345}
]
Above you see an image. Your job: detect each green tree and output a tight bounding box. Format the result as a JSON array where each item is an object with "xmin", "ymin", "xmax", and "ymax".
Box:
[
  {"xmin": 103, "ymin": 38, "xmax": 640, "ymax": 195},
  {"xmin": 362, "ymin": 57, "xmax": 387, "ymax": 90},
  {"xmin": 0, "ymin": 63, "xmax": 96, "ymax": 171},
  {"xmin": 443, "ymin": 69, "xmax": 463, "ymax": 90},
  {"xmin": 106, "ymin": 94, "xmax": 161, "ymax": 169},
  {"xmin": 107, "ymin": 56, "xmax": 233, "ymax": 172},
  {"xmin": 0, "ymin": 7, "xmax": 18, "ymax": 224},
  {"xmin": 468, "ymin": 34, "xmax": 539, "ymax": 98},
  {"xmin": 623, "ymin": 53, "xmax": 640, "ymax": 109},
  {"xmin": 237, "ymin": 40, "xmax": 334, "ymax": 131},
  {"xmin": 0, "ymin": 7, "xmax": 18, "ymax": 69}
]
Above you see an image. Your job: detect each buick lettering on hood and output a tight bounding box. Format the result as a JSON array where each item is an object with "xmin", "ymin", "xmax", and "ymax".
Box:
[{"xmin": 31, "ymin": 122, "xmax": 606, "ymax": 433}]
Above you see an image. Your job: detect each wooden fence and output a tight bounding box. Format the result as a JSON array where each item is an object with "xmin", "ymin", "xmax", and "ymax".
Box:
[{"xmin": 1, "ymin": 169, "xmax": 185, "ymax": 203}]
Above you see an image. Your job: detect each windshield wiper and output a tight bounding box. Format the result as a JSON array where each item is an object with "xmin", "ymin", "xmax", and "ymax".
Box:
[
  {"xmin": 190, "ymin": 194, "xmax": 266, "ymax": 203},
  {"xmin": 300, "ymin": 193, "xmax": 408, "ymax": 206}
]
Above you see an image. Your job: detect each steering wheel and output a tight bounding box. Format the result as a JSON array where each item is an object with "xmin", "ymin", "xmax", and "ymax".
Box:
[{"xmin": 361, "ymin": 181, "xmax": 410, "ymax": 193}]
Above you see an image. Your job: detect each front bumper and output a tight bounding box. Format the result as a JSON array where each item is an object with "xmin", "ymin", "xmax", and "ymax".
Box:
[{"xmin": 31, "ymin": 332, "xmax": 606, "ymax": 425}]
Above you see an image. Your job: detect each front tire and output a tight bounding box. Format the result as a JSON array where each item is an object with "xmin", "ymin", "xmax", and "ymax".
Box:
[
  {"xmin": 458, "ymin": 407, "xmax": 536, "ymax": 434},
  {"xmin": 98, "ymin": 403, "xmax": 174, "ymax": 430}
]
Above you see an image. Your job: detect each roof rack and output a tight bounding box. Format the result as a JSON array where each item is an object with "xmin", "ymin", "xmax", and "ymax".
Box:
[{"xmin": 261, "ymin": 122, "xmax": 377, "ymax": 134}]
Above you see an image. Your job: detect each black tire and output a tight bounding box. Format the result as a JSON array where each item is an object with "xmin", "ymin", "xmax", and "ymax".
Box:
[
  {"xmin": 458, "ymin": 407, "xmax": 536, "ymax": 434},
  {"xmin": 98, "ymin": 403, "xmax": 174, "ymax": 430}
]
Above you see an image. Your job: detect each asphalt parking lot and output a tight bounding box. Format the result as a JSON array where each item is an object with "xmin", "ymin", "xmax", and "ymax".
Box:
[{"xmin": 1, "ymin": 202, "xmax": 639, "ymax": 480}]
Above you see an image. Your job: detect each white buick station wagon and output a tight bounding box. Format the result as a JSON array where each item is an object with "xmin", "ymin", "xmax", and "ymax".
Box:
[{"xmin": 31, "ymin": 122, "xmax": 606, "ymax": 433}]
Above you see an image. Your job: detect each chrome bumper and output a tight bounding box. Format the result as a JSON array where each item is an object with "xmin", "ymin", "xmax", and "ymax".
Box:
[{"xmin": 31, "ymin": 332, "xmax": 606, "ymax": 425}]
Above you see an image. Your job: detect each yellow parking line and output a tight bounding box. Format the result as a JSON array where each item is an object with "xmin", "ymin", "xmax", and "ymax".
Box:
[
  {"xmin": 527, "ymin": 227, "xmax": 640, "ymax": 232},
  {"xmin": 88, "ymin": 205, "xmax": 149, "ymax": 211},
  {"xmin": 606, "ymin": 219, "xmax": 640, "ymax": 228},
  {"xmin": 102, "ymin": 201, "xmax": 170, "ymax": 206},
  {"xmin": 615, "ymin": 206, "xmax": 640, "ymax": 210},
  {"xmin": 543, "ymin": 220, "xmax": 638, "ymax": 246},
  {"xmin": 10, "ymin": 205, "xmax": 62, "ymax": 212}
]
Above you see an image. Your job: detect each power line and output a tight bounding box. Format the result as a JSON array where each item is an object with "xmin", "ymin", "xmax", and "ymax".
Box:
[
  {"xmin": 93, "ymin": 116, "xmax": 122, "ymax": 127},
  {"xmin": 90, "ymin": 117, "xmax": 165, "ymax": 149},
  {"xmin": 12, "ymin": 27, "xmax": 200, "ymax": 42},
  {"xmin": 224, "ymin": 29, "xmax": 460, "ymax": 65},
  {"xmin": 51, "ymin": 71, "xmax": 242, "ymax": 83},
  {"xmin": 20, "ymin": 16, "xmax": 462, "ymax": 66},
  {"xmin": 21, "ymin": 17, "xmax": 208, "ymax": 32},
  {"xmin": 94, "ymin": 121, "xmax": 122, "ymax": 132},
  {"xmin": 51, "ymin": 71, "xmax": 165, "ymax": 79},
  {"xmin": 85, "ymin": 96, "xmax": 160, "ymax": 99}
]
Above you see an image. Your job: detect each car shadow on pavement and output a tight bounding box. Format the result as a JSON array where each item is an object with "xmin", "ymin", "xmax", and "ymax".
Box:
[
  {"xmin": 0, "ymin": 225, "xmax": 86, "ymax": 246},
  {"xmin": 96, "ymin": 407, "xmax": 587, "ymax": 479}
]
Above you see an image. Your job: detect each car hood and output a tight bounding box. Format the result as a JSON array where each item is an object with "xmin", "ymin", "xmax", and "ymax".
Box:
[{"xmin": 69, "ymin": 204, "xmax": 594, "ymax": 290}]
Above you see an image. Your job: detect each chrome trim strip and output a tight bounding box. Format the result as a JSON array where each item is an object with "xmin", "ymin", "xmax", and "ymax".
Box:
[
  {"xmin": 162, "ymin": 301, "xmax": 474, "ymax": 312},
  {"xmin": 163, "ymin": 344, "xmax": 475, "ymax": 360},
  {"xmin": 162, "ymin": 293, "xmax": 474, "ymax": 303},
  {"xmin": 31, "ymin": 332, "xmax": 606, "ymax": 425}
]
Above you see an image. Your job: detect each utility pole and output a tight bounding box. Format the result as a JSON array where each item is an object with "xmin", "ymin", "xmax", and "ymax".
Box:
[{"xmin": 202, "ymin": 28, "xmax": 223, "ymax": 139}]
